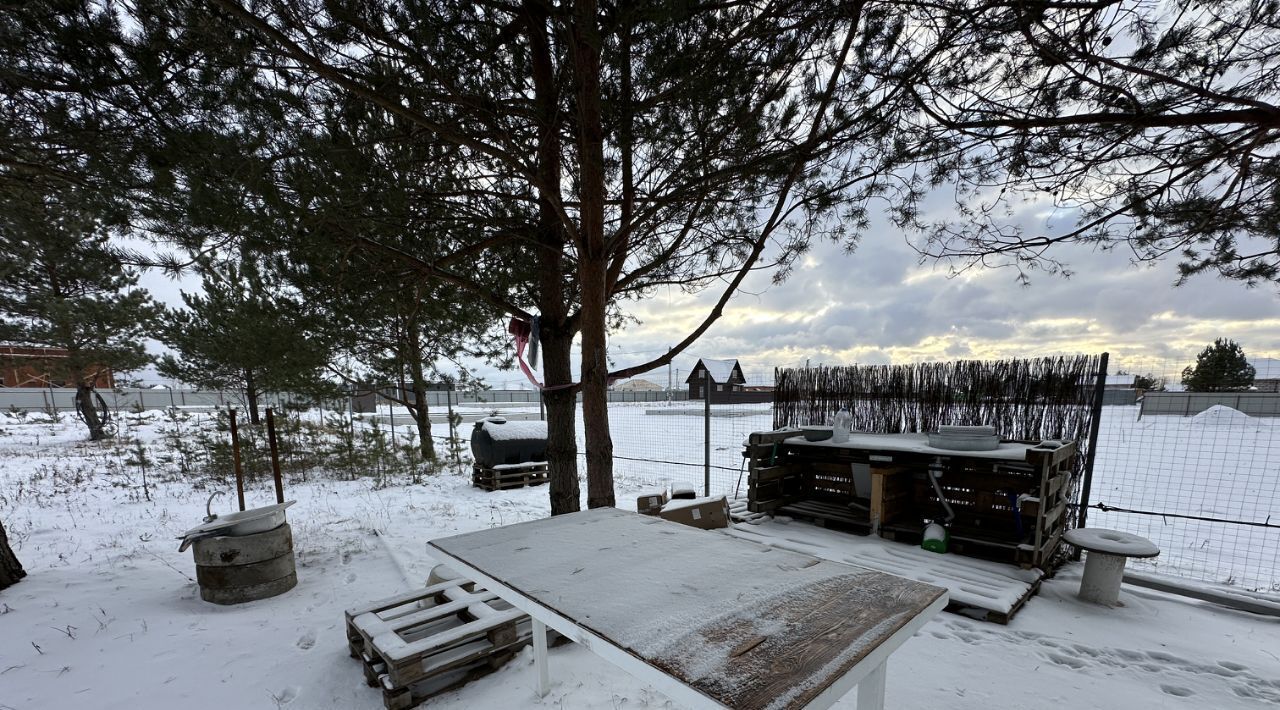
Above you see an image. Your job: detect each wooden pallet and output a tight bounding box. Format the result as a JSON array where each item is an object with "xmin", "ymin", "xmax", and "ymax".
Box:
[
  {"xmin": 346, "ymin": 579, "xmax": 542, "ymax": 709},
  {"xmin": 727, "ymin": 498, "xmax": 769, "ymax": 524},
  {"xmin": 777, "ymin": 499, "xmax": 872, "ymax": 534},
  {"xmin": 947, "ymin": 575, "xmax": 1043, "ymax": 625},
  {"xmin": 472, "ymin": 462, "xmax": 549, "ymax": 491}
]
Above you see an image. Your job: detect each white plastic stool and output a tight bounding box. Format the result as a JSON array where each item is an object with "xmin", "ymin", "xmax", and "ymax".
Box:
[{"xmin": 1063, "ymin": 528, "xmax": 1160, "ymax": 606}]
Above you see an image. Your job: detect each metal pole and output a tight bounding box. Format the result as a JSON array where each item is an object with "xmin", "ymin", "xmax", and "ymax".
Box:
[
  {"xmin": 667, "ymin": 347, "xmax": 672, "ymax": 403},
  {"xmin": 266, "ymin": 407, "xmax": 284, "ymax": 504},
  {"xmin": 229, "ymin": 408, "xmax": 245, "ymax": 511},
  {"xmin": 1076, "ymin": 351, "xmax": 1109, "ymax": 537},
  {"xmin": 704, "ymin": 369, "xmax": 711, "ymax": 497}
]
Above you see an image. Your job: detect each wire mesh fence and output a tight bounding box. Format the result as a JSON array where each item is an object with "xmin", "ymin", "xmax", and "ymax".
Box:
[
  {"xmin": 9, "ymin": 354, "xmax": 1274, "ymax": 594},
  {"xmin": 591, "ymin": 371, "xmax": 774, "ymax": 498},
  {"xmin": 606, "ymin": 356, "xmax": 1280, "ymax": 595},
  {"xmin": 1084, "ymin": 354, "xmax": 1280, "ymax": 593}
]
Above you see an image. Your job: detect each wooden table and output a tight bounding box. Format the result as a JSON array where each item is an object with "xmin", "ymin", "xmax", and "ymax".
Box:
[{"xmin": 428, "ymin": 508, "xmax": 947, "ymax": 709}]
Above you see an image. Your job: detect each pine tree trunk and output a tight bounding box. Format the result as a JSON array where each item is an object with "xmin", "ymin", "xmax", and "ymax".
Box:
[
  {"xmin": 75, "ymin": 383, "xmax": 107, "ymax": 440},
  {"xmin": 540, "ymin": 326, "xmax": 580, "ymax": 515},
  {"xmin": 571, "ymin": 1, "xmax": 615, "ymax": 509},
  {"xmin": 245, "ymin": 370, "xmax": 261, "ymax": 425},
  {"xmin": 405, "ymin": 316, "xmax": 436, "ymax": 460},
  {"xmin": 527, "ymin": 0, "xmax": 580, "ymax": 516},
  {"xmin": 410, "ymin": 384, "xmax": 435, "ymax": 461},
  {"xmin": 0, "ymin": 517, "xmax": 26, "ymax": 591},
  {"xmin": 578, "ymin": 279, "xmax": 614, "ymax": 509}
]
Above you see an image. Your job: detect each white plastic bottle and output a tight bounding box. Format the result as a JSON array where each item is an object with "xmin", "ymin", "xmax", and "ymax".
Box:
[{"xmin": 831, "ymin": 407, "xmax": 851, "ymax": 443}]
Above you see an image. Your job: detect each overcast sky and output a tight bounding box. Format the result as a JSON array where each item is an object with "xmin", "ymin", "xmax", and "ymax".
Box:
[
  {"xmin": 136, "ymin": 202, "xmax": 1280, "ymax": 390},
  {"xmin": 600, "ymin": 192, "xmax": 1280, "ymax": 389},
  {"xmin": 601, "ymin": 230, "xmax": 1280, "ymax": 388}
]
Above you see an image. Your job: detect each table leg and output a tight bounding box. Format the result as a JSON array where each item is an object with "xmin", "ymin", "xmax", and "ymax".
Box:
[
  {"xmin": 1079, "ymin": 552, "xmax": 1127, "ymax": 606},
  {"xmin": 533, "ymin": 618, "xmax": 550, "ymax": 697},
  {"xmin": 857, "ymin": 659, "xmax": 887, "ymax": 710}
]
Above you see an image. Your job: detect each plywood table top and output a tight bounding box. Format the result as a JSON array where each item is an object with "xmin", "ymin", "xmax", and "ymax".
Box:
[
  {"xmin": 785, "ymin": 432, "xmax": 1038, "ymax": 461},
  {"xmin": 429, "ymin": 508, "xmax": 947, "ymax": 709}
]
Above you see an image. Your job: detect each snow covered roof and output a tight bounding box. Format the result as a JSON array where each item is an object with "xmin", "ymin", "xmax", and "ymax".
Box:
[
  {"xmin": 1249, "ymin": 358, "xmax": 1280, "ymax": 380},
  {"xmin": 685, "ymin": 358, "xmax": 741, "ymax": 384}
]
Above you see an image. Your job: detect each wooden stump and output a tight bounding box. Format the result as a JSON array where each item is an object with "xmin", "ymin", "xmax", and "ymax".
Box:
[{"xmin": 193, "ymin": 523, "xmax": 297, "ymax": 605}]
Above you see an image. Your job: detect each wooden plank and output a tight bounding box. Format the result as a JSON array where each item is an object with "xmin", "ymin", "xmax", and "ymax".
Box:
[
  {"xmin": 752, "ymin": 464, "xmax": 795, "ymax": 483},
  {"xmin": 870, "ymin": 466, "xmax": 911, "ymax": 530},
  {"xmin": 1023, "ymin": 440, "xmax": 1078, "ymax": 468}
]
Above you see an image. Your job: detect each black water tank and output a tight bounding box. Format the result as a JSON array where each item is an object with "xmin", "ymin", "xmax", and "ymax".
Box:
[{"xmin": 470, "ymin": 417, "xmax": 549, "ymax": 468}]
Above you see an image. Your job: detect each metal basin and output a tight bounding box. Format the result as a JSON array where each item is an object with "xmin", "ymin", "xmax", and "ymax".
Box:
[
  {"xmin": 177, "ymin": 501, "xmax": 296, "ymax": 552},
  {"xmin": 799, "ymin": 425, "xmax": 834, "ymax": 442}
]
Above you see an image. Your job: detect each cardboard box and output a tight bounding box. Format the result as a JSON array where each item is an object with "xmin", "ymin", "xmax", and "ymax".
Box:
[
  {"xmin": 671, "ymin": 488, "xmax": 697, "ymax": 500},
  {"xmin": 636, "ymin": 490, "xmax": 669, "ymax": 516},
  {"xmin": 659, "ymin": 495, "xmax": 730, "ymax": 530}
]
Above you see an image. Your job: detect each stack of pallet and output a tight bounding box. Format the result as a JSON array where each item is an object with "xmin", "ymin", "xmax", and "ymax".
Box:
[
  {"xmin": 471, "ymin": 461, "xmax": 549, "ymax": 491},
  {"xmin": 345, "ymin": 572, "xmax": 543, "ymax": 709},
  {"xmin": 743, "ymin": 429, "xmax": 804, "ymax": 513}
]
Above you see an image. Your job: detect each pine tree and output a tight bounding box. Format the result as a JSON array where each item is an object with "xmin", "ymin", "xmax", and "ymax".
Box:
[
  {"xmin": 158, "ymin": 256, "xmax": 333, "ymax": 424},
  {"xmin": 1182, "ymin": 340, "xmax": 1256, "ymax": 392},
  {"xmin": 0, "ymin": 518, "xmax": 25, "ymax": 591},
  {"xmin": 0, "ymin": 180, "xmax": 157, "ymax": 440}
]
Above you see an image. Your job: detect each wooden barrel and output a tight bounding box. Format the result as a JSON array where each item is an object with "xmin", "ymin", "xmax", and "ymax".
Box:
[{"xmin": 193, "ymin": 523, "xmax": 297, "ymax": 605}]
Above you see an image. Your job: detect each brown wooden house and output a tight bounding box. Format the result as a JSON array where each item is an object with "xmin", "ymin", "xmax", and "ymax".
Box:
[
  {"xmin": 685, "ymin": 358, "xmax": 746, "ymax": 399},
  {"xmin": 0, "ymin": 345, "xmax": 114, "ymax": 388}
]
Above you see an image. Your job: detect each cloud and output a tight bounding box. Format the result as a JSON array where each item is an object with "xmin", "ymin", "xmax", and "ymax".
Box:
[{"xmin": 603, "ymin": 208, "xmax": 1280, "ymax": 384}]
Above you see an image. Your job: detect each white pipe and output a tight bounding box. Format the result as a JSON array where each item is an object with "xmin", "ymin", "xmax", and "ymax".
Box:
[{"xmin": 928, "ymin": 458, "xmax": 955, "ymax": 523}]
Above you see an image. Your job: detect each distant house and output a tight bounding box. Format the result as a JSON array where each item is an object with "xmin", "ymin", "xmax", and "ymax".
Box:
[
  {"xmin": 1104, "ymin": 374, "xmax": 1138, "ymax": 389},
  {"xmin": 1075, "ymin": 373, "xmax": 1137, "ymax": 391},
  {"xmin": 685, "ymin": 358, "xmax": 746, "ymax": 399},
  {"xmin": 1250, "ymin": 358, "xmax": 1280, "ymax": 393},
  {"xmin": 0, "ymin": 345, "xmax": 114, "ymax": 389},
  {"xmin": 614, "ymin": 378, "xmax": 663, "ymax": 392}
]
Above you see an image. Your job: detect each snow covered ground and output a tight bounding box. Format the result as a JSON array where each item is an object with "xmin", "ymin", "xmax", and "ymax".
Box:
[{"xmin": 1, "ymin": 409, "xmax": 1278, "ymax": 709}]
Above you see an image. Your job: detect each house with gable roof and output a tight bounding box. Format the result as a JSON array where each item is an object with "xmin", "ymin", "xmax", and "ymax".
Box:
[{"xmin": 685, "ymin": 358, "xmax": 746, "ymax": 400}]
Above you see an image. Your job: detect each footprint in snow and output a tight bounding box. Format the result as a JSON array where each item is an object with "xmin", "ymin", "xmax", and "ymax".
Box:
[
  {"xmin": 296, "ymin": 630, "xmax": 316, "ymax": 651},
  {"xmin": 1045, "ymin": 653, "xmax": 1087, "ymax": 670},
  {"xmin": 345, "ymin": 572, "xmax": 357, "ymax": 584},
  {"xmin": 272, "ymin": 686, "xmax": 300, "ymax": 705},
  {"xmin": 1160, "ymin": 684, "xmax": 1195, "ymax": 697}
]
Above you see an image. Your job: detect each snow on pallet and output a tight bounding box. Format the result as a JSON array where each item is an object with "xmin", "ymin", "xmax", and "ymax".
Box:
[
  {"xmin": 345, "ymin": 578, "xmax": 542, "ymax": 709},
  {"xmin": 724, "ymin": 512, "xmax": 1043, "ymax": 624}
]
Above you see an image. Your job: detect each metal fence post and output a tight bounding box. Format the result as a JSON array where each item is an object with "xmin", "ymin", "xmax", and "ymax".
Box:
[
  {"xmin": 1076, "ymin": 352, "xmax": 1109, "ymax": 538},
  {"xmin": 704, "ymin": 369, "xmax": 711, "ymax": 497}
]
